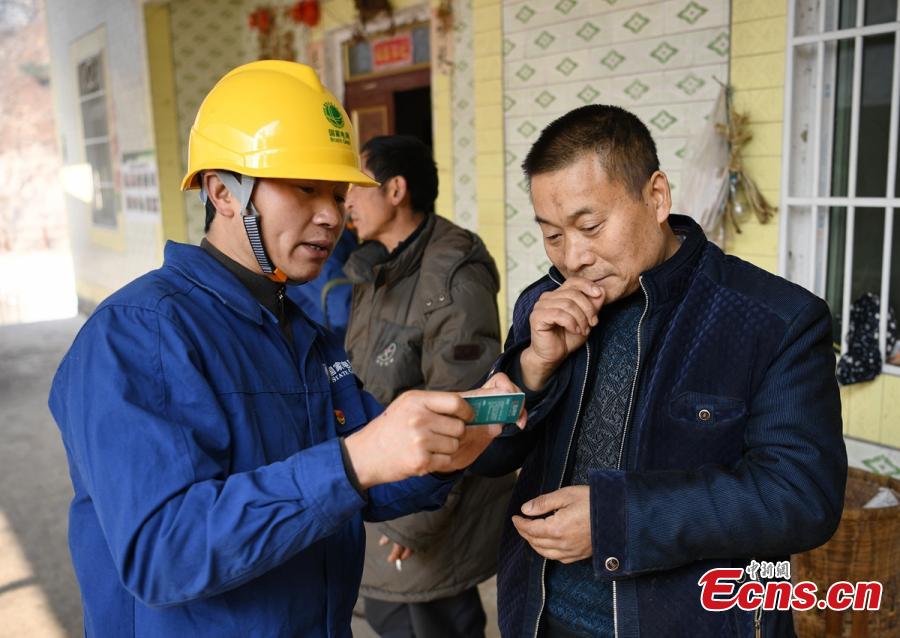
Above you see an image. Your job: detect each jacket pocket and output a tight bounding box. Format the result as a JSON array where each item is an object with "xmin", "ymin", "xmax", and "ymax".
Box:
[
  {"xmin": 661, "ymin": 392, "xmax": 749, "ymax": 467},
  {"xmin": 668, "ymin": 391, "xmax": 747, "ymax": 427},
  {"xmin": 365, "ymin": 320, "xmax": 424, "ymax": 403}
]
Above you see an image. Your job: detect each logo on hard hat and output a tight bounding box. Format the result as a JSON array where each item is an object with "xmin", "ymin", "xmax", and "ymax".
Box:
[{"xmin": 323, "ymin": 102, "xmax": 344, "ymax": 128}]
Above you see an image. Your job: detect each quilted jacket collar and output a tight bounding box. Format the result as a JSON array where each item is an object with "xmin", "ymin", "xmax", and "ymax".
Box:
[{"xmin": 639, "ymin": 214, "xmax": 707, "ymax": 306}]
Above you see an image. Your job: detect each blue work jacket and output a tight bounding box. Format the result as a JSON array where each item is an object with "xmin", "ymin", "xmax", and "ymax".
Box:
[{"xmin": 49, "ymin": 241, "xmax": 455, "ymax": 637}]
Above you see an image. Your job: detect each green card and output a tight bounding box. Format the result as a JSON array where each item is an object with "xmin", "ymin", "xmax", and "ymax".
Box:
[{"xmin": 463, "ymin": 392, "xmax": 525, "ymax": 426}]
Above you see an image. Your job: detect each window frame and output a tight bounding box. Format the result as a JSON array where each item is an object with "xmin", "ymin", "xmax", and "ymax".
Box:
[
  {"xmin": 780, "ymin": 0, "xmax": 900, "ymax": 375},
  {"xmin": 71, "ymin": 26, "xmax": 119, "ymax": 231}
]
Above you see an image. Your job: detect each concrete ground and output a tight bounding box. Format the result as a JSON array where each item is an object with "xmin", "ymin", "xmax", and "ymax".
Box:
[
  {"xmin": 0, "ymin": 318, "xmax": 83, "ymax": 638},
  {"xmin": 0, "ymin": 317, "xmax": 499, "ymax": 637}
]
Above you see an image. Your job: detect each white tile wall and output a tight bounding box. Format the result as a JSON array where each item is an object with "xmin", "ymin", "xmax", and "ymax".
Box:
[
  {"xmin": 846, "ymin": 436, "xmax": 900, "ymax": 477},
  {"xmin": 501, "ymin": 0, "xmax": 730, "ymax": 322},
  {"xmin": 451, "ymin": 0, "xmax": 479, "ymax": 231}
]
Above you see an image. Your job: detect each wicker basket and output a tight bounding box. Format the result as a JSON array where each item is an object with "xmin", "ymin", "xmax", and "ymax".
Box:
[{"xmin": 793, "ymin": 467, "xmax": 900, "ymax": 637}]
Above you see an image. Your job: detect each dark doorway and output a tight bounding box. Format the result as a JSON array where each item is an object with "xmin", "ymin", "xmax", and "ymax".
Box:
[
  {"xmin": 344, "ymin": 67, "xmax": 431, "ymax": 148},
  {"xmin": 394, "ymin": 86, "xmax": 432, "ymax": 149}
]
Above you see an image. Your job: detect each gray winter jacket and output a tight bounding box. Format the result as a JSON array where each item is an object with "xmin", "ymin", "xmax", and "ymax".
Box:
[{"xmin": 344, "ymin": 213, "xmax": 516, "ymax": 601}]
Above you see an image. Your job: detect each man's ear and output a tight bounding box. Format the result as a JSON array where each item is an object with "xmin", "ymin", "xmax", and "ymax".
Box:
[
  {"xmin": 387, "ymin": 175, "xmax": 408, "ymax": 207},
  {"xmin": 647, "ymin": 170, "xmax": 672, "ymax": 224},
  {"xmin": 203, "ymin": 172, "xmax": 239, "ymax": 219}
]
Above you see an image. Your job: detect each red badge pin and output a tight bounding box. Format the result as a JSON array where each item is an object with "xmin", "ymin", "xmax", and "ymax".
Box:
[{"xmin": 334, "ymin": 409, "xmax": 346, "ymax": 426}]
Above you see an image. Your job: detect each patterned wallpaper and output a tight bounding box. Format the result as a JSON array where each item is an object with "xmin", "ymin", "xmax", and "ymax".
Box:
[
  {"xmin": 169, "ymin": 0, "xmax": 256, "ymax": 243},
  {"xmin": 501, "ymin": 0, "xmax": 730, "ymax": 316},
  {"xmin": 451, "ymin": 0, "xmax": 478, "ymax": 231}
]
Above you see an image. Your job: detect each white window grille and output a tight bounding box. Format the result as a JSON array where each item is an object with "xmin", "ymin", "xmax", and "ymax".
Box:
[
  {"xmin": 781, "ymin": 0, "xmax": 900, "ymax": 373},
  {"xmin": 75, "ymin": 48, "xmax": 117, "ymax": 228}
]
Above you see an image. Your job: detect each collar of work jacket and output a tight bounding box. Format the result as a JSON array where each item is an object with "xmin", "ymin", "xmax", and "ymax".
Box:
[{"xmin": 163, "ymin": 240, "xmax": 317, "ymax": 340}]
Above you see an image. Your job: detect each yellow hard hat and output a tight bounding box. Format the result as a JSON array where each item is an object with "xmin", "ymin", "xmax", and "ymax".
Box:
[{"xmin": 180, "ymin": 60, "xmax": 377, "ymax": 190}]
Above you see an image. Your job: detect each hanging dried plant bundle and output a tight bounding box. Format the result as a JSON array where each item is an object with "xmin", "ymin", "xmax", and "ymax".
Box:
[{"xmin": 716, "ymin": 105, "xmax": 776, "ymax": 235}]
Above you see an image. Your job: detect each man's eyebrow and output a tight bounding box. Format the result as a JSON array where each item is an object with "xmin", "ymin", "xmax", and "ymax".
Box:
[{"xmin": 534, "ymin": 208, "xmax": 595, "ymax": 225}]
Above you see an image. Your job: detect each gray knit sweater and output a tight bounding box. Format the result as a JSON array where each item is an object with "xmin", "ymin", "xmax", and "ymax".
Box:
[{"xmin": 546, "ymin": 291, "xmax": 644, "ymax": 636}]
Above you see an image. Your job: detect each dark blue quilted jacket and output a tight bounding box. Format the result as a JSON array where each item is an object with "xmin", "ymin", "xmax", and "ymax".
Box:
[{"xmin": 473, "ymin": 215, "xmax": 847, "ymax": 638}]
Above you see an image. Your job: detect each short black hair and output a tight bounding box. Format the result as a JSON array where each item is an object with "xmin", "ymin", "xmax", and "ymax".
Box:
[
  {"xmin": 204, "ymin": 198, "xmax": 216, "ymax": 233},
  {"xmin": 361, "ymin": 135, "xmax": 438, "ymax": 214},
  {"xmin": 522, "ymin": 104, "xmax": 660, "ymax": 199}
]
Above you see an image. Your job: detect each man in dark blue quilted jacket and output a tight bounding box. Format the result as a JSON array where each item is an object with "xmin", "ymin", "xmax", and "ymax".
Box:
[{"xmin": 472, "ymin": 104, "xmax": 847, "ymax": 638}]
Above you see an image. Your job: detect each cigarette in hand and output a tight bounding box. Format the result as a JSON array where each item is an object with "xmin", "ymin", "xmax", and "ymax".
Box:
[{"xmin": 395, "ymin": 559, "xmax": 403, "ymax": 572}]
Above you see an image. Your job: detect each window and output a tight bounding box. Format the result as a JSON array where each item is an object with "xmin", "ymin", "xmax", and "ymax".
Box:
[
  {"xmin": 782, "ymin": 0, "xmax": 900, "ymax": 372},
  {"xmin": 75, "ymin": 45, "xmax": 117, "ymax": 228}
]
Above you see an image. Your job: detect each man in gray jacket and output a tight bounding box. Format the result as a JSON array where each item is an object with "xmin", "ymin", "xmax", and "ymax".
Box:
[{"xmin": 344, "ymin": 135, "xmax": 515, "ymax": 638}]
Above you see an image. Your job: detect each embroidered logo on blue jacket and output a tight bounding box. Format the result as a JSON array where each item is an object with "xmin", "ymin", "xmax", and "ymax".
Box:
[{"xmin": 325, "ymin": 360, "xmax": 353, "ymax": 383}]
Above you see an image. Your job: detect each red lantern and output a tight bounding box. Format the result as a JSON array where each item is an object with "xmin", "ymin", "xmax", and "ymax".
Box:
[
  {"xmin": 287, "ymin": 1, "xmax": 320, "ymax": 28},
  {"xmin": 248, "ymin": 7, "xmax": 274, "ymax": 33},
  {"xmin": 290, "ymin": 2, "xmax": 304, "ymax": 24},
  {"xmin": 301, "ymin": 0, "xmax": 320, "ymax": 27},
  {"xmin": 257, "ymin": 8, "xmax": 272, "ymax": 34}
]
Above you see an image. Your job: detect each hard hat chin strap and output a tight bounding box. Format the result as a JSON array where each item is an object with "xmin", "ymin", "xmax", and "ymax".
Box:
[{"xmin": 203, "ymin": 171, "xmax": 287, "ymax": 283}]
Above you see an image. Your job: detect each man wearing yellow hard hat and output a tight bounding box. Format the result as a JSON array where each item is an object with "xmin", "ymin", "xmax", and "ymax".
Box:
[{"xmin": 49, "ymin": 60, "xmax": 524, "ymax": 637}]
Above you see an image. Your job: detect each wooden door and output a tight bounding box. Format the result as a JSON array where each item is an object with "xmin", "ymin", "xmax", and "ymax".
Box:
[{"xmin": 344, "ymin": 67, "xmax": 431, "ymax": 147}]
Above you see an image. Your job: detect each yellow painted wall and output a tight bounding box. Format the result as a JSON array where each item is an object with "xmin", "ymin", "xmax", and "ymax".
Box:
[
  {"xmin": 144, "ymin": 2, "xmax": 187, "ymax": 250},
  {"xmin": 727, "ymin": 0, "xmax": 785, "ymax": 275},
  {"xmin": 841, "ymin": 374, "xmax": 900, "ymax": 448},
  {"xmin": 730, "ymin": 0, "xmax": 898, "ymax": 449},
  {"xmin": 430, "ymin": 0, "xmax": 454, "ymax": 226},
  {"xmin": 432, "ymin": 62, "xmax": 454, "ymax": 224},
  {"xmin": 472, "ymin": 0, "xmax": 507, "ymax": 328}
]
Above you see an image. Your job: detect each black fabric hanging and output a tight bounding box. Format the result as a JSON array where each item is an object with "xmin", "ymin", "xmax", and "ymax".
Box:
[{"xmin": 837, "ymin": 292, "xmax": 898, "ymax": 385}]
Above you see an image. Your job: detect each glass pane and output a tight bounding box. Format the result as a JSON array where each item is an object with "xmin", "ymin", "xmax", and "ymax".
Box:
[
  {"xmin": 827, "ymin": 209, "xmax": 887, "ymax": 350},
  {"xmin": 856, "ymin": 34, "xmax": 895, "ymax": 197},
  {"xmin": 85, "ymin": 142, "xmax": 113, "ymax": 185},
  {"xmin": 889, "ymin": 213, "xmax": 900, "ymax": 364},
  {"xmin": 850, "ymin": 207, "xmax": 886, "ymax": 317},
  {"xmin": 92, "ymin": 186, "xmax": 117, "ymax": 228},
  {"xmin": 346, "ymin": 40, "xmax": 372, "ymax": 78},
  {"xmin": 80, "ymin": 95, "xmax": 107, "ymax": 139},
  {"xmin": 865, "ymin": 0, "xmax": 898, "ymax": 26},
  {"xmin": 839, "ymin": 0, "xmax": 858, "ymax": 29},
  {"xmin": 412, "ymin": 25, "xmax": 430, "ymax": 64},
  {"xmin": 896, "ymin": 119, "xmax": 900, "ymax": 198},
  {"xmin": 830, "ymin": 38, "xmax": 854, "ymax": 197},
  {"xmin": 826, "ymin": 206, "xmax": 847, "ymax": 348},
  {"xmin": 817, "ymin": 41, "xmax": 840, "ymax": 196},
  {"xmin": 77, "ymin": 53, "xmax": 103, "ymax": 96}
]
